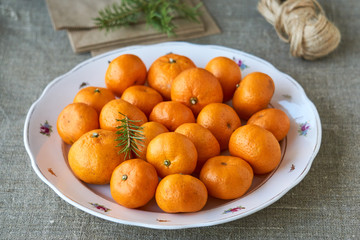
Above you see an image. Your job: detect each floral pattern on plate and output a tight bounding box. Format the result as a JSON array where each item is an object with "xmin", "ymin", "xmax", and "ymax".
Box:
[
  {"xmin": 298, "ymin": 122, "xmax": 310, "ymax": 136},
  {"xmin": 90, "ymin": 203, "xmax": 110, "ymax": 212},
  {"xmin": 223, "ymin": 206, "xmax": 245, "ymax": 214},
  {"xmin": 40, "ymin": 121, "xmax": 52, "ymax": 136},
  {"xmin": 233, "ymin": 57, "xmax": 248, "ymax": 71}
]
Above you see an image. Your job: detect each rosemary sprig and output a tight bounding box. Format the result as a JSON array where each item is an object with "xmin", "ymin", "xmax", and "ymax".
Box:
[
  {"xmin": 115, "ymin": 112, "xmax": 145, "ymax": 160},
  {"xmin": 94, "ymin": 0, "xmax": 202, "ymax": 36}
]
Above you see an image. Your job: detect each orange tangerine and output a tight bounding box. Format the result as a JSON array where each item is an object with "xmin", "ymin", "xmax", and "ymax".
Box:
[
  {"xmin": 247, "ymin": 108, "xmax": 290, "ymax": 141},
  {"xmin": 99, "ymin": 99, "xmax": 147, "ymax": 131},
  {"xmin": 155, "ymin": 174, "xmax": 208, "ymax": 213},
  {"xmin": 171, "ymin": 68, "xmax": 223, "ymax": 115},
  {"xmin": 148, "ymin": 53, "xmax": 196, "ymax": 100},
  {"xmin": 146, "ymin": 132, "xmax": 197, "ymax": 178},
  {"xmin": 149, "ymin": 101, "xmax": 195, "ymax": 131},
  {"xmin": 110, "ymin": 158, "xmax": 158, "ymax": 208},
  {"xmin": 229, "ymin": 124, "xmax": 281, "ymax": 175},
  {"xmin": 200, "ymin": 156, "xmax": 253, "ymax": 199},
  {"xmin": 105, "ymin": 54, "xmax": 147, "ymax": 96},
  {"xmin": 121, "ymin": 85, "xmax": 163, "ymax": 117},
  {"xmin": 205, "ymin": 56, "xmax": 242, "ymax": 102},
  {"xmin": 73, "ymin": 86, "xmax": 115, "ymax": 114},
  {"xmin": 232, "ymin": 72, "xmax": 275, "ymax": 120},
  {"xmin": 57, "ymin": 102, "xmax": 99, "ymax": 145},
  {"xmin": 68, "ymin": 129, "xmax": 126, "ymax": 184}
]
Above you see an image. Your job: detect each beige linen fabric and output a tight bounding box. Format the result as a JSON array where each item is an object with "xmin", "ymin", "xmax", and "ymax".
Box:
[{"xmin": 45, "ymin": 0, "xmax": 117, "ymax": 29}]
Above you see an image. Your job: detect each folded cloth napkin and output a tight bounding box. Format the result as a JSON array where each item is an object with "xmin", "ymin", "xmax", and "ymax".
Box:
[
  {"xmin": 90, "ymin": 1, "xmax": 221, "ymax": 56},
  {"xmin": 45, "ymin": 0, "xmax": 220, "ymax": 54},
  {"xmin": 46, "ymin": 0, "xmax": 116, "ymax": 30},
  {"xmin": 67, "ymin": 17, "xmax": 205, "ymax": 53}
]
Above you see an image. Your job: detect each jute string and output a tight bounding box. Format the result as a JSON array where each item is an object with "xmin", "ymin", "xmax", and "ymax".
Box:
[{"xmin": 257, "ymin": 0, "xmax": 341, "ymax": 60}]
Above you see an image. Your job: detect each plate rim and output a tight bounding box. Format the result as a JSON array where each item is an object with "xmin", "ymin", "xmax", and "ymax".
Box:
[{"xmin": 23, "ymin": 41, "xmax": 322, "ymax": 229}]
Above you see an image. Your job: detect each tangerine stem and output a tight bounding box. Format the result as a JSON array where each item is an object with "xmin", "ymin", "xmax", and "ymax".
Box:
[
  {"xmin": 190, "ymin": 97, "xmax": 198, "ymax": 105},
  {"xmin": 169, "ymin": 58, "xmax": 176, "ymax": 63},
  {"xmin": 164, "ymin": 159, "xmax": 171, "ymax": 167},
  {"xmin": 91, "ymin": 132, "xmax": 99, "ymax": 138}
]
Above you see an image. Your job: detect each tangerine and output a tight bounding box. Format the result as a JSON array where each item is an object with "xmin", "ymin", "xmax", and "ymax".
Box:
[
  {"xmin": 105, "ymin": 54, "xmax": 147, "ymax": 96},
  {"xmin": 247, "ymin": 108, "xmax": 290, "ymax": 141},
  {"xmin": 205, "ymin": 56, "xmax": 242, "ymax": 102},
  {"xmin": 149, "ymin": 101, "xmax": 195, "ymax": 131},
  {"xmin": 229, "ymin": 124, "xmax": 281, "ymax": 175},
  {"xmin": 99, "ymin": 99, "xmax": 147, "ymax": 131},
  {"xmin": 68, "ymin": 129, "xmax": 126, "ymax": 184},
  {"xmin": 199, "ymin": 156, "xmax": 253, "ymax": 200},
  {"xmin": 73, "ymin": 86, "xmax": 115, "ymax": 114},
  {"xmin": 146, "ymin": 132, "xmax": 197, "ymax": 178},
  {"xmin": 171, "ymin": 68, "xmax": 223, "ymax": 115},
  {"xmin": 121, "ymin": 85, "xmax": 163, "ymax": 117},
  {"xmin": 197, "ymin": 103, "xmax": 241, "ymax": 151},
  {"xmin": 232, "ymin": 72, "xmax": 275, "ymax": 120},
  {"xmin": 57, "ymin": 102, "xmax": 99, "ymax": 145},
  {"xmin": 148, "ymin": 53, "xmax": 196, "ymax": 100},
  {"xmin": 155, "ymin": 174, "xmax": 208, "ymax": 213},
  {"xmin": 110, "ymin": 158, "xmax": 158, "ymax": 208}
]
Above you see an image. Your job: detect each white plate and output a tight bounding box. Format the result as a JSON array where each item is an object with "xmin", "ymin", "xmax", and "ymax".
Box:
[{"xmin": 24, "ymin": 42, "xmax": 321, "ymax": 229}]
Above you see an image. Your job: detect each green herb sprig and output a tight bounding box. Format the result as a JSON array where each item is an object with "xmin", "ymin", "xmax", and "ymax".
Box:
[
  {"xmin": 115, "ymin": 112, "xmax": 145, "ymax": 160},
  {"xmin": 94, "ymin": 0, "xmax": 202, "ymax": 36}
]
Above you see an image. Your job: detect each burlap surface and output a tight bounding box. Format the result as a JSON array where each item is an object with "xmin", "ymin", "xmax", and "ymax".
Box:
[{"xmin": 0, "ymin": 0, "xmax": 359, "ymax": 239}]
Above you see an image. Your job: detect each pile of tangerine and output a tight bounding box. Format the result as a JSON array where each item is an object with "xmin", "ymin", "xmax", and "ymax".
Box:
[{"xmin": 57, "ymin": 53, "xmax": 290, "ymax": 213}]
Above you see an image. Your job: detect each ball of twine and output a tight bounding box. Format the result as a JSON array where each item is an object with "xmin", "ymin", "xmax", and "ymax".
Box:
[{"xmin": 257, "ymin": 0, "xmax": 341, "ymax": 60}]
